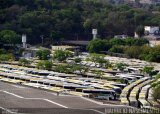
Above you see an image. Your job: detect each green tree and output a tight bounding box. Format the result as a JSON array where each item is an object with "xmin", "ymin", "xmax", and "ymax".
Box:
[
  {"xmin": 19, "ymin": 58, "xmax": 30, "ymax": 66},
  {"xmin": 0, "ymin": 49, "xmax": 6, "ymax": 54},
  {"xmin": 153, "ymin": 84, "xmax": 160, "ymax": 101},
  {"xmin": 115, "ymin": 63, "xmax": 127, "ymax": 71},
  {"xmin": 125, "ymin": 46, "xmax": 141, "ymax": 58},
  {"xmin": 109, "ymin": 45, "xmax": 125, "ymax": 53},
  {"xmin": 0, "ymin": 54, "xmax": 14, "ymax": 62},
  {"xmin": 155, "ymin": 74, "xmax": 160, "ymax": 80},
  {"xmin": 87, "ymin": 53, "xmax": 111, "ymax": 68},
  {"xmin": 50, "ymin": 31, "xmax": 62, "ymax": 44},
  {"xmin": 110, "ymin": 38, "xmax": 125, "ymax": 46},
  {"xmin": 87, "ymin": 39, "xmax": 111, "ymax": 53},
  {"xmin": 36, "ymin": 49, "xmax": 51, "ymax": 60},
  {"xmin": 71, "ymin": 64, "xmax": 89, "ymax": 75},
  {"xmin": 124, "ymin": 38, "xmax": 136, "ymax": 46},
  {"xmin": 0, "ymin": 0, "xmax": 159, "ymax": 45},
  {"xmin": 139, "ymin": 45, "xmax": 151, "ymax": 60},
  {"xmin": 93, "ymin": 70, "xmax": 104, "ymax": 79},
  {"xmin": 36, "ymin": 60, "xmax": 53, "ymax": 70},
  {"xmin": 0, "ymin": 30, "xmax": 20, "ymax": 44},
  {"xmin": 142, "ymin": 66, "xmax": 154, "ymax": 76},
  {"xmin": 54, "ymin": 64, "xmax": 70, "ymax": 73},
  {"xmin": 133, "ymin": 38, "xmax": 149, "ymax": 46},
  {"xmin": 135, "ymin": 25, "xmax": 144, "ymax": 37},
  {"xmin": 74, "ymin": 57, "xmax": 82, "ymax": 64},
  {"xmin": 146, "ymin": 45, "xmax": 160, "ymax": 62},
  {"xmin": 53, "ymin": 50, "xmax": 73, "ymax": 62}
]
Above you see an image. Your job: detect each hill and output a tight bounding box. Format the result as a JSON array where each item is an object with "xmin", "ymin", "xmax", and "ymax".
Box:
[{"xmin": 0, "ymin": 0, "xmax": 160, "ymax": 44}]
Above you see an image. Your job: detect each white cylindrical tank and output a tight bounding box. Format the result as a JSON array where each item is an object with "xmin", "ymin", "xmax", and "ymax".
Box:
[
  {"xmin": 92, "ymin": 29, "xmax": 97, "ymax": 39},
  {"xmin": 22, "ymin": 34, "xmax": 27, "ymax": 48},
  {"xmin": 92, "ymin": 29, "xmax": 97, "ymax": 35},
  {"xmin": 22, "ymin": 34, "xmax": 26, "ymax": 43}
]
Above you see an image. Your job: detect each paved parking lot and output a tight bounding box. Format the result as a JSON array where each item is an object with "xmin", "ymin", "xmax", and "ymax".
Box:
[{"xmin": 0, "ymin": 81, "xmax": 136, "ymax": 114}]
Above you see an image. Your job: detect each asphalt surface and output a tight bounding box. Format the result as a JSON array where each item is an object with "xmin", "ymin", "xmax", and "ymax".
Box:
[{"xmin": 0, "ymin": 81, "xmax": 137, "ymax": 114}]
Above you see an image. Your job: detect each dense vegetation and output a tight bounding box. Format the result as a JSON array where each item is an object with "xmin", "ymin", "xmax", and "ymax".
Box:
[
  {"xmin": 36, "ymin": 49, "xmax": 51, "ymax": 60},
  {"xmin": 0, "ymin": 49, "xmax": 15, "ymax": 62},
  {"xmin": 87, "ymin": 38, "xmax": 160, "ymax": 62},
  {"xmin": 0, "ymin": 0, "xmax": 160, "ymax": 45},
  {"xmin": 152, "ymin": 74, "xmax": 160, "ymax": 101}
]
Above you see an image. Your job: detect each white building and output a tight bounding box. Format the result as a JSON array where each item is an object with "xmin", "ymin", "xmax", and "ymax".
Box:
[
  {"xmin": 140, "ymin": 0, "xmax": 160, "ymax": 4},
  {"xmin": 123, "ymin": 0, "xmax": 160, "ymax": 4},
  {"xmin": 140, "ymin": 0, "xmax": 152, "ymax": 4},
  {"xmin": 144, "ymin": 26, "xmax": 159, "ymax": 35}
]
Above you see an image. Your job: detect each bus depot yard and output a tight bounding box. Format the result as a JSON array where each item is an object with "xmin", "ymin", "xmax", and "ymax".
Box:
[
  {"xmin": 0, "ymin": 52, "xmax": 160, "ymax": 114},
  {"xmin": 1, "ymin": 1, "xmax": 160, "ymax": 113}
]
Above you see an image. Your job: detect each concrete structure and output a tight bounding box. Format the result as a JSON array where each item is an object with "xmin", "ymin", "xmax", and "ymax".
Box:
[
  {"xmin": 51, "ymin": 45, "xmax": 78, "ymax": 51},
  {"xmin": 51, "ymin": 45, "xmax": 80, "ymax": 56}
]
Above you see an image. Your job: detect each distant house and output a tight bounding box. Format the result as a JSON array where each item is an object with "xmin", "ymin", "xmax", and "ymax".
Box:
[
  {"xmin": 139, "ymin": 0, "xmax": 152, "ymax": 4},
  {"xmin": 123, "ymin": 0, "xmax": 160, "ymax": 4},
  {"xmin": 140, "ymin": 0, "xmax": 160, "ymax": 4},
  {"xmin": 144, "ymin": 26, "xmax": 160, "ymax": 40},
  {"xmin": 144, "ymin": 26, "xmax": 159, "ymax": 35},
  {"xmin": 124, "ymin": 0, "xmax": 160, "ymax": 5},
  {"xmin": 143, "ymin": 26, "xmax": 160, "ymax": 46}
]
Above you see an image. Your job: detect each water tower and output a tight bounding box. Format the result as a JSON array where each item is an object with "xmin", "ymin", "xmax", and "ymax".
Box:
[
  {"xmin": 22, "ymin": 34, "xmax": 27, "ymax": 48},
  {"xmin": 92, "ymin": 29, "xmax": 97, "ymax": 40}
]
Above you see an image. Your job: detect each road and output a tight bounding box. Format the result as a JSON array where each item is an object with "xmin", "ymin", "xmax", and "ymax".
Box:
[{"xmin": 0, "ymin": 81, "xmax": 137, "ymax": 114}]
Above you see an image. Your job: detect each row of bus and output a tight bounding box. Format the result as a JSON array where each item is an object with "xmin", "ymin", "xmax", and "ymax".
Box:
[
  {"xmin": 120, "ymin": 76, "xmax": 160, "ymax": 109},
  {"xmin": 0, "ymin": 64, "xmax": 124, "ymax": 100},
  {"xmin": 120, "ymin": 77, "xmax": 150, "ymax": 106}
]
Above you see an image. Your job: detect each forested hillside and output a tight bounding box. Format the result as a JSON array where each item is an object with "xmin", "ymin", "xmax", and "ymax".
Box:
[{"xmin": 0, "ymin": 0, "xmax": 160, "ymax": 44}]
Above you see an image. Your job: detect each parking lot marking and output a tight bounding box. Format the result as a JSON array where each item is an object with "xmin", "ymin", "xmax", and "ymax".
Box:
[
  {"xmin": 81, "ymin": 97, "xmax": 103, "ymax": 105},
  {"xmin": 81, "ymin": 97, "xmax": 138, "ymax": 109},
  {"xmin": 90, "ymin": 109, "xmax": 105, "ymax": 114},
  {"xmin": 44, "ymin": 99, "xmax": 68, "ymax": 108},
  {"xmin": 46, "ymin": 91, "xmax": 78, "ymax": 97},
  {"xmin": 3, "ymin": 91, "xmax": 23, "ymax": 98},
  {"xmin": 69, "ymin": 108, "xmax": 105, "ymax": 114},
  {"xmin": 11, "ymin": 85, "xmax": 26, "ymax": 89},
  {"xmin": 1, "ymin": 91, "xmax": 68, "ymax": 108},
  {"xmin": 0, "ymin": 106, "xmax": 18, "ymax": 114}
]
